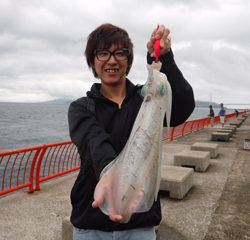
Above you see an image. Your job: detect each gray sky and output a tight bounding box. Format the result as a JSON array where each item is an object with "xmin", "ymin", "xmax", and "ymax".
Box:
[{"xmin": 0, "ymin": 0, "xmax": 250, "ymax": 107}]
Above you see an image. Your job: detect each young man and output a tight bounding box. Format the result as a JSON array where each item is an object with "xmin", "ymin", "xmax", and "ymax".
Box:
[
  {"xmin": 68, "ymin": 23, "xmax": 195, "ymax": 240},
  {"xmin": 234, "ymin": 109, "xmax": 239, "ymax": 118},
  {"xmin": 219, "ymin": 103, "xmax": 226, "ymax": 127},
  {"xmin": 209, "ymin": 105, "xmax": 215, "ymax": 127}
]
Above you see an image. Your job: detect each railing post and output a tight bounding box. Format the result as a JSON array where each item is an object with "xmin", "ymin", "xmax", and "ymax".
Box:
[
  {"xmin": 190, "ymin": 120, "xmax": 196, "ymax": 133},
  {"xmin": 197, "ymin": 119, "xmax": 202, "ymax": 129},
  {"xmin": 181, "ymin": 122, "xmax": 188, "ymax": 136},
  {"xmin": 214, "ymin": 116, "xmax": 219, "ymax": 124},
  {"xmin": 207, "ymin": 117, "xmax": 210, "ymax": 126},
  {"xmin": 170, "ymin": 127, "xmax": 175, "ymax": 141},
  {"xmin": 35, "ymin": 145, "xmax": 48, "ymax": 191},
  {"xmin": 202, "ymin": 118, "xmax": 207, "ymax": 128},
  {"xmin": 205, "ymin": 117, "xmax": 209, "ymax": 127},
  {"xmin": 28, "ymin": 148, "xmax": 42, "ymax": 193},
  {"xmin": 207, "ymin": 118, "xmax": 210, "ymax": 126}
]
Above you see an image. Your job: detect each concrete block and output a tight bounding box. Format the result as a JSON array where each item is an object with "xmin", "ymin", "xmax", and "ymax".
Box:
[
  {"xmin": 62, "ymin": 217, "xmax": 72, "ymax": 240},
  {"xmin": 224, "ymin": 125, "xmax": 236, "ymax": 130},
  {"xmin": 211, "ymin": 132, "xmax": 230, "ymax": 142},
  {"xmin": 174, "ymin": 150, "xmax": 210, "ymax": 172},
  {"xmin": 230, "ymin": 122, "xmax": 241, "ymax": 127},
  {"xmin": 224, "ymin": 125, "xmax": 237, "ymax": 133},
  {"xmin": 160, "ymin": 166, "xmax": 194, "ymax": 199},
  {"xmin": 191, "ymin": 142, "xmax": 219, "ymax": 158},
  {"xmin": 217, "ymin": 129, "xmax": 233, "ymax": 137}
]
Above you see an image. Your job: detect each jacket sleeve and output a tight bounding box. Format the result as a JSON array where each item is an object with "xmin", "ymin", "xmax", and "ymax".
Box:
[
  {"xmin": 147, "ymin": 49, "xmax": 195, "ymax": 126},
  {"xmin": 68, "ymin": 98, "xmax": 117, "ymax": 178}
]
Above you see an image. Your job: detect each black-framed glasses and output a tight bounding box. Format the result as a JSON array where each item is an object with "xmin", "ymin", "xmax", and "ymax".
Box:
[{"xmin": 94, "ymin": 48, "xmax": 129, "ymax": 61}]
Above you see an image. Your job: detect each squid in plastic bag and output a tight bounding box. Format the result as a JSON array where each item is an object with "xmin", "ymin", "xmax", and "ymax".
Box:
[{"xmin": 94, "ymin": 62, "xmax": 172, "ymax": 223}]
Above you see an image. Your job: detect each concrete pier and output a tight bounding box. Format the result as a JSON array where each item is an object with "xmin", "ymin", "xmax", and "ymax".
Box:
[
  {"xmin": 211, "ymin": 132, "xmax": 231, "ymax": 142},
  {"xmin": 191, "ymin": 142, "xmax": 219, "ymax": 158},
  {"xmin": 230, "ymin": 122, "xmax": 241, "ymax": 127},
  {"xmin": 217, "ymin": 129, "xmax": 233, "ymax": 137},
  {"xmin": 160, "ymin": 165, "xmax": 194, "ymax": 199},
  {"xmin": 224, "ymin": 125, "xmax": 237, "ymax": 133},
  {"xmin": 174, "ymin": 150, "xmax": 210, "ymax": 172},
  {"xmin": 1, "ymin": 116, "xmax": 250, "ymax": 240}
]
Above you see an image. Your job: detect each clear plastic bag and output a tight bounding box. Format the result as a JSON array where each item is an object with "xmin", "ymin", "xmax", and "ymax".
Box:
[{"xmin": 94, "ymin": 64, "xmax": 172, "ymax": 223}]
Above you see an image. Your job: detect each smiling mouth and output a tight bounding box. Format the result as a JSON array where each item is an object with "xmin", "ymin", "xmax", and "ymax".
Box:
[{"xmin": 105, "ymin": 68, "xmax": 119, "ymax": 73}]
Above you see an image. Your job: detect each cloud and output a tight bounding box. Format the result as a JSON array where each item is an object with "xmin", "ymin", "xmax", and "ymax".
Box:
[{"xmin": 0, "ymin": 0, "xmax": 250, "ymax": 106}]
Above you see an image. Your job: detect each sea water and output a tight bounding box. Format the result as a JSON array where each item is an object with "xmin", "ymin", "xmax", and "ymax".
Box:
[{"xmin": 0, "ymin": 102, "xmax": 233, "ymax": 151}]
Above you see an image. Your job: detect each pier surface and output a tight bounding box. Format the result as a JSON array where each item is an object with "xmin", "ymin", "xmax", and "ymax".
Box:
[{"xmin": 1, "ymin": 117, "xmax": 250, "ymax": 240}]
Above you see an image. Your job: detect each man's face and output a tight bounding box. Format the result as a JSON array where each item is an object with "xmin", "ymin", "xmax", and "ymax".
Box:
[{"xmin": 93, "ymin": 44, "xmax": 128, "ymax": 86}]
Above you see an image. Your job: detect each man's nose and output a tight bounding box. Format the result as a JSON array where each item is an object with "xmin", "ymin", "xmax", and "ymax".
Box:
[{"xmin": 107, "ymin": 54, "xmax": 118, "ymax": 64}]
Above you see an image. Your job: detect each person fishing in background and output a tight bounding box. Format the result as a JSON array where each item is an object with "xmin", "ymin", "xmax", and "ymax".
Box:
[
  {"xmin": 68, "ymin": 23, "xmax": 195, "ymax": 240},
  {"xmin": 208, "ymin": 105, "xmax": 215, "ymax": 127},
  {"xmin": 234, "ymin": 109, "xmax": 239, "ymax": 118},
  {"xmin": 219, "ymin": 103, "xmax": 226, "ymax": 127}
]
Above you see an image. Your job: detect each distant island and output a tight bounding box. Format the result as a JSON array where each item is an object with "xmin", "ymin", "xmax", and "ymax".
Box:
[
  {"xmin": 0, "ymin": 98, "xmax": 226, "ymax": 108},
  {"xmin": 42, "ymin": 98, "xmax": 73, "ymax": 104}
]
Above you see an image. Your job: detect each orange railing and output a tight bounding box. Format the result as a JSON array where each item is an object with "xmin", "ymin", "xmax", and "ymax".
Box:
[
  {"xmin": 0, "ymin": 141, "xmax": 80, "ymax": 196},
  {"xmin": 0, "ymin": 112, "xmax": 244, "ymax": 196},
  {"xmin": 163, "ymin": 112, "xmax": 239, "ymax": 140}
]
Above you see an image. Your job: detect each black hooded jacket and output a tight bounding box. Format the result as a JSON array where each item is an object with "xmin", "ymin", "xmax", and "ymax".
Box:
[{"xmin": 68, "ymin": 50, "xmax": 195, "ymax": 231}]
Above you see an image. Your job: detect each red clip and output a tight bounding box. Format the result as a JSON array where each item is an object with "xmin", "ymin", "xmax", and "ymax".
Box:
[
  {"xmin": 153, "ymin": 25, "xmax": 160, "ymax": 61},
  {"xmin": 154, "ymin": 39, "xmax": 160, "ymax": 61}
]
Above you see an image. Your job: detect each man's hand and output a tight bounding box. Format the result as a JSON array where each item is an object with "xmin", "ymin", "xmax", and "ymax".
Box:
[
  {"xmin": 92, "ymin": 170, "xmax": 123, "ymax": 222},
  {"xmin": 92, "ymin": 169, "xmax": 145, "ymax": 223},
  {"xmin": 147, "ymin": 24, "xmax": 171, "ymax": 58}
]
